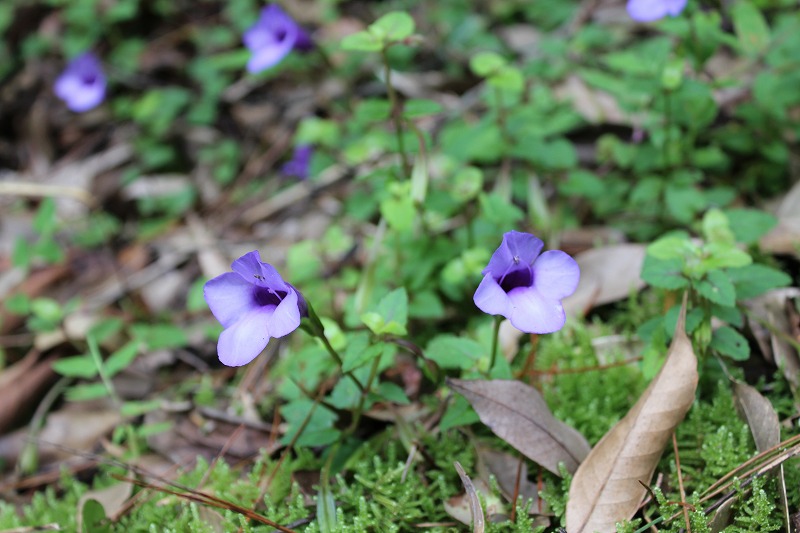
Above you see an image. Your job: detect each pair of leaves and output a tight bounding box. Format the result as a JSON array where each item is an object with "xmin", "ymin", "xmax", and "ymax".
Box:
[{"xmin": 341, "ymin": 12, "xmax": 415, "ymax": 52}]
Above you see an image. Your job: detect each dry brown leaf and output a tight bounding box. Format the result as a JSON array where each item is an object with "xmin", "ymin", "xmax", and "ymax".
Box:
[
  {"xmin": 746, "ymin": 288, "xmax": 800, "ymax": 391},
  {"xmin": 476, "ymin": 447, "xmax": 538, "ymax": 513},
  {"xmin": 0, "ymin": 355, "xmax": 58, "ymax": 435},
  {"xmin": 563, "ymin": 244, "xmax": 647, "ymax": 318},
  {"xmin": 708, "ymin": 496, "xmax": 736, "ymax": 533},
  {"xmin": 450, "ymin": 461, "xmax": 487, "ymax": 532},
  {"xmin": 566, "ymin": 296, "xmax": 698, "ymax": 533},
  {"xmin": 760, "ymin": 179, "xmax": 800, "ymax": 257},
  {"xmin": 732, "ymin": 381, "xmax": 780, "ymax": 453},
  {"xmin": 554, "ymin": 75, "xmax": 627, "ymax": 125},
  {"xmin": 76, "ymin": 479, "xmax": 133, "ymax": 530},
  {"xmin": 447, "ymin": 379, "xmax": 590, "ymax": 475}
]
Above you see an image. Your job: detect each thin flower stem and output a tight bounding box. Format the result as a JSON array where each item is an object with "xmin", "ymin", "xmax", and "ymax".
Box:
[
  {"xmin": 381, "ymin": 47, "xmax": 411, "ymax": 178},
  {"xmin": 303, "ymin": 303, "xmax": 367, "ymax": 393},
  {"xmin": 488, "ymin": 315, "xmax": 503, "ymax": 374}
]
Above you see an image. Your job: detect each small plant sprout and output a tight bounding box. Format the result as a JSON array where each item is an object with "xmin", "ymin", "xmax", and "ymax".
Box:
[
  {"xmin": 281, "ymin": 144, "xmax": 314, "ymax": 179},
  {"xmin": 626, "ymin": 0, "xmax": 688, "ymax": 22},
  {"xmin": 203, "ymin": 251, "xmax": 307, "ymax": 366},
  {"xmin": 54, "ymin": 52, "xmax": 106, "ymax": 112},
  {"xmin": 474, "ymin": 231, "xmax": 580, "ymax": 335},
  {"xmin": 243, "ymin": 4, "xmax": 313, "ymax": 74}
]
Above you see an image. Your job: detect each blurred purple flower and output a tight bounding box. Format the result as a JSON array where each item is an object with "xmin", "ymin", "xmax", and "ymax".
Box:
[
  {"xmin": 281, "ymin": 145, "xmax": 313, "ymax": 179},
  {"xmin": 54, "ymin": 52, "xmax": 106, "ymax": 112},
  {"xmin": 243, "ymin": 4, "xmax": 313, "ymax": 73},
  {"xmin": 473, "ymin": 231, "xmax": 580, "ymax": 334},
  {"xmin": 204, "ymin": 251, "xmax": 306, "ymax": 366},
  {"xmin": 627, "ymin": 0, "xmax": 687, "ymax": 22}
]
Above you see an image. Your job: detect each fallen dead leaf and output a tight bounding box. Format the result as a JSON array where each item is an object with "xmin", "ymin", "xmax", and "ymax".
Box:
[
  {"xmin": 760, "ymin": 179, "xmax": 800, "ymax": 257},
  {"xmin": 566, "ymin": 295, "xmax": 698, "ymax": 533},
  {"xmin": 0, "ymin": 354, "xmax": 58, "ymax": 436},
  {"xmin": 449, "ymin": 461, "xmax": 487, "ymax": 532},
  {"xmin": 447, "ymin": 379, "xmax": 590, "ymax": 475},
  {"xmin": 732, "ymin": 381, "xmax": 780, "ymax": 453},
  {"xmin": 563, "ymin": 244, "xmax": 648, "ymax": 317},
  {"xmin": 555, "ymin": 74, "xmax": 627, "ymax": 125},
  {"xmin": 476, "ymin": 447, "xmax": 538, "ymax": 513},
  {"xmin": 708, "ymin": 496, "xmax": 736, "ymax": 533},
  {"xmin": 76, "ymin": 478, "xmax": 133, "ymax": 531},
  {"xmin": 745, "ymin": 288, "xmax": 800, "ymax": 392}
]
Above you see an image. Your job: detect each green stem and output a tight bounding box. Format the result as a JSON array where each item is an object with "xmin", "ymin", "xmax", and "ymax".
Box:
[
  {"xmin": 488, "ymin": 315, "xmax": 503, "ymax": 374},
  {"xmin": 303, "ymin": 302, "xmax": 367, "ymax": 393},
  {"xmin": 381, "ymin": 47, "xmax": 411, "ymax": 178}
]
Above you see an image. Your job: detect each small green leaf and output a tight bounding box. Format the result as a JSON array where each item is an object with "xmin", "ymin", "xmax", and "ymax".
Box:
[
  {"xmin": 66, "ymin": 383, "xmax": 109, "ymax": 401},
  {"xmin": 425, "ymin": 335, "xmax": 484, "ymax": 369},
  {"xmin": 370, "ymin": 11, "xmax": 415, "ymax": 43},
  {"xmin": 402, "ymin": 99, "xmax": 443, "ymax": 118},
  {"xmin": 695, "ymin": 270, "xmax": 736, "ymax": 307},
  {"xmin": 31, "ymin": 298, "xmax": 63, "ymax": 323},
  {"xmin": 701, "ymin": 242, "xmax": 752, "ymax": 271},
  {"xmin": 340, "ymin": 31, "xmax": 382, "ymax": 51},
  {"xmin": 469, "ymin": 51, "xmax": 506, "ymax": 77},
  {"xmin": 376, "ymin": 382, "xmax": 410, "ymax": 404},
  {"xmin": 52, "ymin": 355, "xmax": 98, "ymax": 379},
  {"xmin": 647, "ymin": 232, "xmax": 694, "ymax": 261},
  {"xmin": 488, "ymin": 66, "xmax": 524, "ymax": 93},
  {"xmin": 120, "ymin": 399, "xmax": 161, "ymax": 417},
  {"xmin": 342, "ymin": 334, "xmax": 386, "ymax": 372},
  {"xmin": 723, "ymin": 208, "xmax": 777, "ymax": 244},
  {"xmin": 728, "ymin": 264, "xmax": 791, "ymax": 300},
  {"xmin": 710, "ymin": 326, "xmax": 750, "ymax": 360},
  {"xmin": 701, "ymin": 208, "xmax": 735, "ymax": 245},
  {"xmin": 360, "ymin": 288, "xmax": 408, "ymax": 336},
  {"xmin": 731, "ymin": 0, "xmax": 770, "ymax": 55},
  {"xmin": 641, "ymin": 256, "xmax": 689, "ymax": 290},
  {"xmin": 661, "ymin": 57, "xmax": 684, "ymax": 90},
  {"xmin": 104, "ymin": 341, "xmax": 141, "ymax": 378}
]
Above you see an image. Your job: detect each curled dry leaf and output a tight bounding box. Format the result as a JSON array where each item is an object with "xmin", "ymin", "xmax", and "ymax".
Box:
[
  {"xmin": 446, "ymin": 379, "xmax": 590, "ymax": 475},
  {"xmin": 732, "ymin": 381, "xmax": 780, "ymax": 453},
  {"xmin": 745, "ymin": 288, "xmax": 800, "ymax": 392},
  {"xmin": 563, "ymin": 244, "xmax": 647, "ymax": 318},
  {"xmin": 451, "ymin": 461, "xmax": 486, "ymax": 533},
  {"xmin": 566, "ymin": 296, "xmax": 698, "ymax": 533},
  {"xmin": 77, "ymin": 478, "xmax": 133, "ymax": 531}
]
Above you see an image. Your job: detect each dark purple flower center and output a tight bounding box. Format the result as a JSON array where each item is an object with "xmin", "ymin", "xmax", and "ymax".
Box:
[
  {"xmin": 253, "ymin": 286, "xmax": 286, "ymax": 307},
  {"xmin": 498, "ymin": 266, "xmax": 533, "ymax": 293},
  {"xmin": 81, "ymin": 72, "xmax": 98, "ymax": 85},
  {"xmin": 274, "ymin": 26, "xmax": 289, "ymax": 41}
]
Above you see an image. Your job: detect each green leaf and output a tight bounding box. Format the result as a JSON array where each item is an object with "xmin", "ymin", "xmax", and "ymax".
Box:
[
  {"xmin": 376, "ymin": 382, "xmax": 410, "ymax": 405},
  {"xmin": 723, "ymin": 208, "xmax": 777, "ymax": 244},
  {"xmin": 104, "ymin": 341, "xmax": 141, "ymax": 378},
  {"xmin": 31, "ymin": 298, "xmax": 63, "ymax": 323},
  {"xmin": 439, "ymin": 395, "xmax": 479, "ymax": 431},
  {"xmin": 701, "ymin": 208, "xmax": 735, "ymax": 245},
  {"xmin": 380, "ymin": 195, "xmax": 416, "ymax": 233},
  {"xmin": 360, "ymin": 288, "xmax": 408, "ymax": 336},
  {"xmin": 710, "ymin": 326, "xmax": 750, "ymax": 361},
  {"xmin": 52, "ymin": 355, "xmax": 98, "ymax": 379},
  {"xmin": 425, "ymin": 335, "xmax": 484, "ymax": 369},
  {"xmin": 731, "ymin": 0, "xmax": 770, "ymax": 55},
  {"xmin": 640, "ymin": 256, "xmax": 689, "ymax": 290},
  {"xmin": 370, "ymin": 11, "xmax": 415, "ymax": 43},
  {"xmin": 488, "ymin": 66, "xmax": 524, "ymax": 93},
  {"xmin": 701, "ymin": 242, "xmax": 752, "ymax": 271},
  {"xmin": 661, "ymin": 57, "xmax": 684, "ymax": 90},
  {"xmin": 402, "ymin": 99, "xmax": 443, "ymax": 118},
  {"xmin": 469, "ymin": 51, "xmax": 506, "ymax": 76},
  {"xmin": 646, "ymin": 232, "xmax": 694, "ymax": 261},
  {"xmin": 120, "ymin": 400, "xmax": 161, "ymax": 417},
  {"xmin": 451, "ymin": 166, "xmax": 483, "ymax": 203},
  {"xmin": 66, "ymin": 383, "xmax": 109, "ymax": 401},
  {"xmin": 728, "ymin": 264, "xmax": 791, "ymax": 300},
  {"xmin": 695, "ymin": 270, "xmax": 736, "ymax": 307},
  {"xmin": 130, "ymin": 323, "xmax": 188, "ymax": 350},
  {"xmin": 342, "ymin": 334, "xmax": 386, "ymax": 372},
  {"xmin": 341, "ymin": 31, "xmax": 383, "ymax": 52}
]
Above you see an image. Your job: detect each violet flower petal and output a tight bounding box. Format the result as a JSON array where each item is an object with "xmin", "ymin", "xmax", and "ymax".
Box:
[
  {"xmin": 531, "ymin": 250, "xmax": 581, "ymax": 300},
  {"xmin": 203, "ymin": 272, "xmax": 257, "ymax": 328},
  {"xmin": 507, "ymin": 288, "xmax": 567, "ymax": 334},
  {"xmin": 627, "ymin": 0, "xmax": 686, "ymax": 21},
  {"xmin": 243, "ymin": 4, "xmax": 301, "ymax": 73},
  {"xmin": 474, "ymin": 275, "xmax": 511, "ymax": 316},
  {"xmin": 217, "ymin": 307, "xmax": 273, "ymax": 366},
  {"xmin": 482, "ymin": 230, "xmax": 543, "ymax": 279},
  {"xmin": 231, "ymin": 250, "xmax": 287, "ymax": 288},
  {"xmin": 54, "ymin": 52, "xmax": 106, "ymax": 112},
  {"xmin": 281, "ymin": 145, "xmax": 313, "ymax": 179}
]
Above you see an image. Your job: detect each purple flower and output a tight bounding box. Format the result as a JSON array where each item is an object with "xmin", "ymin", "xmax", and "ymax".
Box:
[
  {"xmin": 627, "ymin": 0, "xmax": 688, "ymax": 22},
  {"xmin": 54, "ymin": 52, "xmax": 106, "ymax": 112},
  {"xmin": 203, "ymin": 251, "xmax": 306, "ymax": 366},
  {"xmin": 243, "ymin": 4, "xmax": 313, "ymax": 73},
  {"xmin": 281, "ymin": 145, "xmax": 313, "ymax": 179},
  {"xmin": 473, "ymin": 231, "xmax": 580, "ymax": 334}
]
